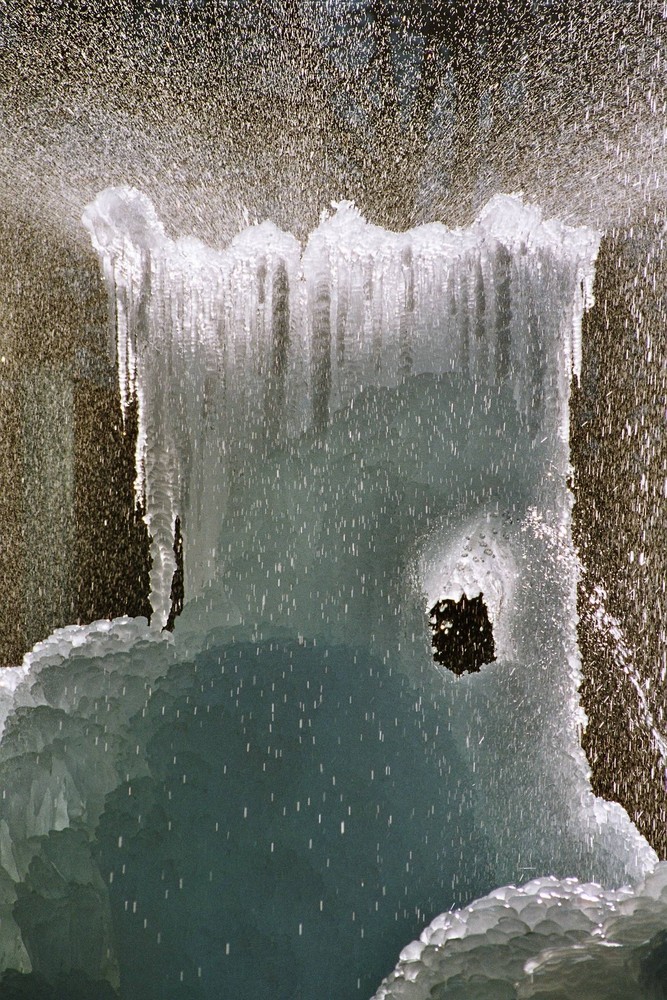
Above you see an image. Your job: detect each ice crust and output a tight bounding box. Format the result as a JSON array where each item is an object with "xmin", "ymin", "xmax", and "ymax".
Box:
[{"xmin": 0, "ymin": 192, "xmax": 658, "ymax": 996}]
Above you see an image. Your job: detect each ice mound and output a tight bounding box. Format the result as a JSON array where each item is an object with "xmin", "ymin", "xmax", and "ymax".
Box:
[
  {"xmin": 0, "ymin": 626, "xmax": 495, "ymax": 996},
  {"xmin": 0, "ymin": 616, "xmax": 166, "ymax": 739},
  {"xmin": 373, "ymin": 863, "xmax": 667, "ymax": 999}
]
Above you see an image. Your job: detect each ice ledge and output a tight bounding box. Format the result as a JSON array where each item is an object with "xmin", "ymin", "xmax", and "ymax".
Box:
[{"xmin": 374, "ymin": 857, "xmax": 663, "ymax": 1000}]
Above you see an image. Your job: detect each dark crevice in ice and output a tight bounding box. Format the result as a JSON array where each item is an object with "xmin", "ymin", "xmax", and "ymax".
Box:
[
  {"xmin": 429, "ymin": 592, "xmax": 496, "ymax": 676},
  {"xmin": 163, "ymin": 516, "xmax": 184, "ymax": 633}
]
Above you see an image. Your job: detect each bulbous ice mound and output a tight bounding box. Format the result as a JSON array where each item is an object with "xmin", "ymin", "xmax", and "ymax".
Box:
[
  {"xmin": 0, "ymin": 622, "xmax": 493, "ymax": 997},
  {"xmin": 0, "ymin": 613, "xmax": 660, "ymax": 1000},
  {"xmin": 373, "ymin": 864, "xmax": 667, "ymax": 1000},
  {"xmin": 0, "ymin": 193, "xmax": 657, "ymax": 997}
]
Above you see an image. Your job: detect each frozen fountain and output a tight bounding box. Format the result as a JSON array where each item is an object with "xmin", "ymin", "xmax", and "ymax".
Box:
[{"xmin": 1, "ymin": 2, "xmax": 666, "ymax": 998}]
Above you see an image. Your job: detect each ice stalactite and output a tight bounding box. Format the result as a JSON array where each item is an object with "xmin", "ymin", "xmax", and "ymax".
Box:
[{"xmin": 83, "ymin": 190, "xmax": 597, "ymax": 627}]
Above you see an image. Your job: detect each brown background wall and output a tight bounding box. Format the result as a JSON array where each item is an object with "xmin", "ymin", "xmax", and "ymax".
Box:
[
  {"xmin": 572, "ymin": 220, "xmax": 667, "ymax": 857},
  {"xmin": 0, "ymin": 211, "xmax": 150, "ymax": 666}
]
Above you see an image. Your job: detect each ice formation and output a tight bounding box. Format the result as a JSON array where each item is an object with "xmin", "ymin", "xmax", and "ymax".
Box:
[
  {"xmin": 82, "ymin": 189, "xmax": 593, "ymax": 626},
  {"xmin": 374, "ymin": 864, "xmax": 667, "ymax": 1000},
  {"xmin": 0, "ymin": 193, "xmax": 659, "ymax": 997}
]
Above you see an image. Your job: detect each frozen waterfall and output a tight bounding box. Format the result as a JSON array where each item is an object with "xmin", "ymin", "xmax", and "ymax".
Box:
[
  {"xmin": 82, "ymin": 189, "xmax": 590, "ymax": 627},
  {"xmin": 0, "ymin": 193, "xmax": 660, "ymax": 999}
]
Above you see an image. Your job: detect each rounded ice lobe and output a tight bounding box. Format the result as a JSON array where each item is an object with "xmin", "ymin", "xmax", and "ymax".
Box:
[
  {"xmin": 372, "ymin": 865, "xmax": 667, "ymax": 999},
  {"xmin": 0, "ymin": 631, "xmax": 493, "ymax": 998}
]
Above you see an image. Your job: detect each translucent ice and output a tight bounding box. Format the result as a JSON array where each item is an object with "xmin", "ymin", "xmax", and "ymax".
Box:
[{"xmin": 82, "ymin": 189, "xmax": 596, "ymax": 625}]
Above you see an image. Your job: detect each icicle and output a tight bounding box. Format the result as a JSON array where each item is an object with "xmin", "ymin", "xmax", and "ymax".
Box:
[{"xmin": 83, "ymin": 190, "xmax": 599, "ymax": 623}]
